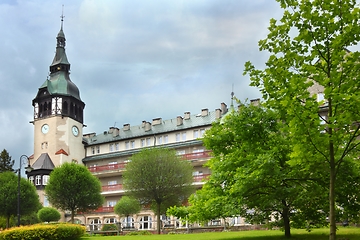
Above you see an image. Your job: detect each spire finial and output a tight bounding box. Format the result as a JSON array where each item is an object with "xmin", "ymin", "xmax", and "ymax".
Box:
[
  {"xmin": 230, "ymin": 83, "xmax": 234, "ymax": 107},
  {"xmin": 60, "ymin": 5, "xmax": 65, "ymax": 29}
]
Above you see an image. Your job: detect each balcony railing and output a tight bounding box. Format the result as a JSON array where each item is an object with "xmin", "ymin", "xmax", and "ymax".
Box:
[
  {"xmin": 181, "ymin": 151, "xmax": 211, "ymax": 160},
  {"xmin": 87, "ymin": 206, "xmax": 114, "ymax": 213},
  {"xmin": 193, "ymin": 174, "xmax": 211, "ymax": 182},
  {"xmin": 88, "ymin": 163, "xmax": 127, "ymax": 173},
  {"xmin": 102, "ymin": 184, "xmax": 123, "ymax": 192},
  {"xmin": 88, "ymin": 151, "xmax": 211, "ymax": 174}
]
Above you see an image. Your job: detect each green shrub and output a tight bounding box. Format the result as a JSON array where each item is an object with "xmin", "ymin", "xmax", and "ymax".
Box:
[
  {"xmin": 100, "ymin": 224, "xmax": 118, "ymax": 236},
  {"xmin": 37, "ymin": 207, "xmax": 61, "ymax": 222},
  {"xmin": 126, "ymin": 230, "xmax": 152, "ymax": 236},
  {"xmin": 0, "ymin": 223, "xmax": 85, "ymax": 240}
]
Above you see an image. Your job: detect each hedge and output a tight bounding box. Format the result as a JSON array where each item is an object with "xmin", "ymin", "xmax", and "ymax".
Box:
[{"xmin": 0, "ymin": 223, "xmax": 85, "ymax": 240}]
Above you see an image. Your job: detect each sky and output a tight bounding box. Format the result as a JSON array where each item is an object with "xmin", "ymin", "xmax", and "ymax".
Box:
[{"xmin": 0, "ymin": 0, "xmax": 284, "ymax": 168}]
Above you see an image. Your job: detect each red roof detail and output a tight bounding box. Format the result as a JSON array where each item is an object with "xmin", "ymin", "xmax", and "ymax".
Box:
[{"xmin": 55, "ymin": 149, "xmax": 69, "ymax": 156}]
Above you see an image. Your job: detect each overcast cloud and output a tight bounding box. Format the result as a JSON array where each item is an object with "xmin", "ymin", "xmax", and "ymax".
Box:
[{"xmin": 0, "ymin": 0, "xmax": 284, "ymax": 167}]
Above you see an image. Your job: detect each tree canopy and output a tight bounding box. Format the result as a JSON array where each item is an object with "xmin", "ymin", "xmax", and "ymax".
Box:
[
  {"xmin": 123, "ymin": 147, "xmax": 194, "ymax": 234},
  {"xmin": 198, "ymin": 102, "xmax": 328, "ymax": 237},
  {"xmin": 0, "ymin": 171, "xmax": 41, "ymax": 228},
  {"xmin": 114, "ymin": 196, "xmax": 141, "ymax": 228},
  {"xmin": 244, "ymin": 0, "xmax": 360, "ymax": 239},
  {"xmin": 0, "ymin": 149, "xmax": 14, "ymax": 173},
  {"xmin": 45, "ymin": 162, "xmax": 104, "ymax": 223}
]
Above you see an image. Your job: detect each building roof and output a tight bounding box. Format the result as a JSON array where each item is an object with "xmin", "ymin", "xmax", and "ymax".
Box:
[
  {"xmin": 83, "ymin": 109, "xmax": 221, "ymax": 146},
  {"xmin": 32, "ymin": 153, "xmax": 55, "ymax": 170}
]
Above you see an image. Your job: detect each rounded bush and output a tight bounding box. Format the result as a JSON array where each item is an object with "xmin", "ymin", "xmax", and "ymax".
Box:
[{"xmin": 37, "ymin": 207, "xmax": 61, "ymax": 222}]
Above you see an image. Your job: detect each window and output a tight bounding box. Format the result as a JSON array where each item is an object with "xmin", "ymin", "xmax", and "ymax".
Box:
[
  {"xmin": 200, "ymin": 129, "xmax": 205, "ymax": 137},
  {"xmin": 141, "ymin": 139, "xmax": 145, "ymax": 147},
  {"xmin": 146, "ymin": 138, "xmax": 151, "ymax": 146},
  {"xmin": 122, "ymin": 216, "xmax": 134, "ymax": 228},
  {"xmin": 89, "ymin": 219, "xmax": 102, "ymax": 231},
  {"xmin": 125, "ymin": 141, "xmax": 129, "ymax": 149},
  {"xmin": 158, "ymin": 136, "xmax": 163, "ymax": 145},
  {"xmin": 115, "ymin": 143, "xmax": 120, "ymax": 151},
  {"xmin": 130, "ymin": 140, "xmax": 135, "ymax": 149},
  {"xmin": 96, "ymin": 146, "xmax": 100, "ymax": 154},
  {"xmin": 109, "ymin": 144, "xmax": 114, "ymax": 152},
  {"xmin": 91, "ymin": 147, "xmax": 95, "ymax": 155},
  {"xmin": 107, "ymin": 201, "xmax": 117, "ymax": 207},
  {"xmin": 176, "ymin": 150, "xmax": 185, "ymax": 155},
  {"xmin": 193, "ymin": 130, "xmax": 199, "ymax": 138},
  {"xmin": 164, "ymin": 135, "xmax": 168, "ymax": 143},
  {"xmin": 42, "ymin": 175, "xmax": 50, "ymax": 185},
  {"xmin": 139, "ymin": 216, "xmax": 152, "ymax": 229},
  {"xmin": 29, "ymin": 176, "xmax": 34, "ymax": 184},
  {"xmin": 105, "ymin": 218, "xmax": 117, "ymax": 224},
  {"xmin": 43, "ymin": 195, "xmax": 49, "ymax": 207},
  {"xmin": 176, "ymin": 133, "xmax": 180, "ymax": 142},
  {"xmin": 35, "ymin": 175, "xmax": 42, "ymax": 185},
  {"xmin": 108, "ymin": 180, "xmax": 117, "ymax": 185},
  {"xmin": 182, "ymin": 132, "xmax": 186, "ymax": 141}
]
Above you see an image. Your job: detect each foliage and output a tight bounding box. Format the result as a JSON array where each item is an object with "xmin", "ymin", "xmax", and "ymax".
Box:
[
  {"xmin": 123, "ymin": 147, "xmax": 194, "ymax": 234},
  {"xmin": 80, "ymin": 227, "xmax": 360, "ymax": 240},
  {"xmin": 0, "ymin": 171, "xmax": 41, "ymax": 228},
  {"xmin": 37, "ymin": 207, "xmax": 61, "ymax": 222},
  {"xmin": 244, "ymin": 0, "xmax": 360, "ymax": 239},
  {"xmin": 45, "ymin": 162, "xmax": 104, "ymax": 223},
  {"xmin": 100, "ymin": 224, "xmax": 118, "ymax": 236},
  {"xmin": 199, "ymin": 102, "xmax": 329, "ymax": 238},
  {"xmin": 114, "ymin": 196, "xmax": 141, "ymax": 228},
  {"xmin": 0, "ymin": 149, "xmax": 14, "ymax": 173},
  {"xmin": 125, "ymin": 230, "xmax": 152, "ymax": 236},
  {"xmin": 0, "ymin": 223, "xmax": 85, "ymax": 240}
]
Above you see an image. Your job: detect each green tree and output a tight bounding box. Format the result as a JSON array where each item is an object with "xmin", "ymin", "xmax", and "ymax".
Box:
[
  {"xmin": 123, "ymin": 147, "xmax": 194, "ymax": 234},
  {"xmin": 0, "ymin": 171, "xmax": 41, "ymax": 228},
  {"xmin": 114, "ymin": 196, "xmax": 141, "ymax": 228},
  {"xmin": 37, "ymin": 207, "xmax": 61, "ymax": 222},
  {"xmin": 201, "ymin": 102, "xmax": 328, "ymax": 238},
  {"xmin": 0, "ymin": 149, "xmax": 14, "ymax": 173},
  {"xmin": 45, "ymin": 162, "xmax": 104, "ymax": 223},
  {"xmin": 244, "ymin": 1, "xmax": 360, "ymax": 239}
]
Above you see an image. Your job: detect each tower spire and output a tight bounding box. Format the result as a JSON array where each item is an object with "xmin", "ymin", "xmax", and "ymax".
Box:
[{"xmin": 60, "ymin": 5, "xmax": 65, "ymax": 30}]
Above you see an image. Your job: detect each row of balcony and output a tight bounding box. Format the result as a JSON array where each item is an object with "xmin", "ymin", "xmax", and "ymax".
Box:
[
  {"xmin": 88, "ymin": 151, "xmax": 211, "ymax": 174},
  {"xmin": 101, "ymin": 174, "xmax": 211, "ymax": 192}
]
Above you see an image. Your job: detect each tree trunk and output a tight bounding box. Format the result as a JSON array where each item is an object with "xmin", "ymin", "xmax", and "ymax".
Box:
[
  {"xmin": 329, "ymin": 145, "xmax": 336, "ymax": 240},
  {"xmin": 282, "ymin": 200, "xmax": 291, "ymax": 238},
  {"xmin": 71, "ymin": 210, "xmax": 75, "ymax": 224},
  {"xmin": 156, "ymin": 203, "xmax": 161, "ymax": 234},
  {"xmin": 6, "ymin": 215, "xmax": 10, "ymax": 229}
]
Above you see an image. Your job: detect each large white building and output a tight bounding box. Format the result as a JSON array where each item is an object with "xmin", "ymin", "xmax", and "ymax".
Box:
[{"xmin": 25, "ymin": 20, "xmax": 245, "ymax": 231}]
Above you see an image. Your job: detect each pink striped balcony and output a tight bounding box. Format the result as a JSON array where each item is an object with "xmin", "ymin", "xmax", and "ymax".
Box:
[
  {"xmin": 193, "ymin": 173, "xmax": 211, "ymax": 182},
  {"xmin": 102, "ymin": 184, "xmax": 123, "ymax": 192},
  {"xmin": 181, "ymin": 151, "xmax": 211, "ymax": 160},
  {"xmin": 88, "ymin": 163, "xmax": 127, "ymax": 173}
]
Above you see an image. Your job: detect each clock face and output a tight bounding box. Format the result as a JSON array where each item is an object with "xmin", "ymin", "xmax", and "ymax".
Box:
[
  {"xmin": 72, "ymin": 126, "xmax": 79, "ymax": 137},
  {"xmin": 41, "ymin": 124, "xmax": 49, "ymax": 134}
]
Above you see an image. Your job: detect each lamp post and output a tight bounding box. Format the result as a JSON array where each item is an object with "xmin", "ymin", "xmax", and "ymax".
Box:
[{"xmin": 17, "ymin": 155, "xmax": 33, "ymax": 227}]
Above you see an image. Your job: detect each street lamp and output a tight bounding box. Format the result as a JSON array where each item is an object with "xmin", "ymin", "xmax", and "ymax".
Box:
[{"xmin": 17, "ymin": 155, "xmax": 33, "ymax": 227}]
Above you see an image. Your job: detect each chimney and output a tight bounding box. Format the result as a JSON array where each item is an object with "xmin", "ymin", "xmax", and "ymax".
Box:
[
  {"xmin": 201, "ymin": 108, "xmax": 209, "ymax": 116},
  {"xmin": 250, "ymin": 98, "xmax": 260, "ymax": 106},
  {"xmin": 142, "ymin": 120, "xmax": 146, "ymax": 128},
  {"xmin": 215, "ymin": 109, "xmax": 222, "ymax": 119},
  {"xmin": 221, "ymin": 103, "xmax": 228, "ymax": 115},
  {"xmin": 123, "ymin": 123, "xmax": 130, "ymax": 131},
  {"xmin": 109, "ymin": 127, "xmax": 114, "ymax": 134},
  {"xmin": 184, "ymin": 112, "xmax": 190, "ymax": 120},
  {"xmin": 152, "ymin": 118, "xmax": 162, "ymax": 126},
  {"xmin": 177, "ymin": 116, "xmax": 183, "ymax": 126},
  {"xmin": 145, "ymin": 122, "xmax": 151, "ymax": 132},
  {"xmin": 112, "ymin": 127, "xmax": 119, "ymax": 137}
]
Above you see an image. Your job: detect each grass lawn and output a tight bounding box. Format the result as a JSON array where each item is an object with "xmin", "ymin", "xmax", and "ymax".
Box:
[{"xmin": 81, "ymin": 227, "xmax": 360, "ymax": 240}]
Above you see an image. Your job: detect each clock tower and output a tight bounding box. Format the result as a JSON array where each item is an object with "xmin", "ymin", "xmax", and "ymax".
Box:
[{"xmin": 30, "ymin": 16, "xmax": 85, "ymax": 189}]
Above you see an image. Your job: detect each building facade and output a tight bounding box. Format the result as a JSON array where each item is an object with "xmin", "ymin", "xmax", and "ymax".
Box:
[{"xmin": 26, "ymin": 19, "xmax": 251, "ymax": 231}]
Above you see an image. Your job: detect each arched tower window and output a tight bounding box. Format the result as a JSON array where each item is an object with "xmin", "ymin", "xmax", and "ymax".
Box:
[{"xmin": 63, "ymin": 101, "xmax": 68, "ymax": 115}]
